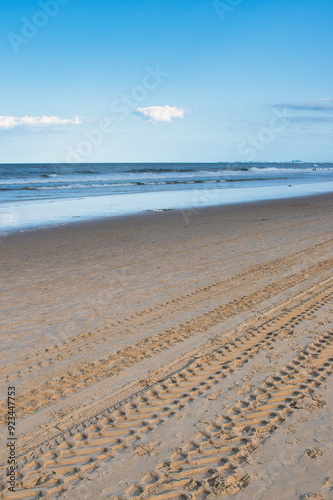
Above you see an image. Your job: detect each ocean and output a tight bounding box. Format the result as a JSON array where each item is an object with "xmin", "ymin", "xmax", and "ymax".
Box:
[{"xmin": 1, "ymin": 162, "xmax": 333, "ymax": 233}]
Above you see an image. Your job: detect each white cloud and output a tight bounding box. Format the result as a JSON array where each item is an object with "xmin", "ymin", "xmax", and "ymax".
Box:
[
  {"xmin": 0, "ymin": 115, "xmax": 83, "ymax": 130},
  {"xmin": 136, "ymin": 105, "xmax": 187, "ymax": 123}
]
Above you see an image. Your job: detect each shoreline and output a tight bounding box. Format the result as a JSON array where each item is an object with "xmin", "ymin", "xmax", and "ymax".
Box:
[
  {"xmin": 1, "ymin": 190, "xmax": 333, "ymax": 239},
  {"xmin": 1, "ymin": 180, "xmax": 333, "ymax": 235}
]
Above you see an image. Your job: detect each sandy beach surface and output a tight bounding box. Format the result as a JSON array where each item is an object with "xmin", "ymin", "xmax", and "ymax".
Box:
[{"xmin": 0, "ymin": 193, "xmax": 333, "ymax": 500}]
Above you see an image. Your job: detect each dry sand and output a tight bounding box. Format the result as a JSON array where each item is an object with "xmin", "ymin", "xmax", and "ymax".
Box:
[{"xmin": 0, "ymin": 193, "xmax": 333, "ymax": 500}]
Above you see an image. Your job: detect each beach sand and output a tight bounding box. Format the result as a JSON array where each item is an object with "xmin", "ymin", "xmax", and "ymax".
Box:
[{"xmin": 0, "ymin": 193, "xmax": 333, "ymax": 499}]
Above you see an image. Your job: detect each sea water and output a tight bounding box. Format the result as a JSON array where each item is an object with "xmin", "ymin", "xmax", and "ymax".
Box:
[{"xmin": 0, "ymin": 162, "xmax": 332, "ymax": 233}]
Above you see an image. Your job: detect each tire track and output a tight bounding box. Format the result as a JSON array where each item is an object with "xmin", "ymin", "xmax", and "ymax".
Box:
[
  {"xmin": 0, "ymin": 281, "xmax": 332, "ymax": 499},
  {"xmin": 1, "ymin": 259, "xmax": 332, "ymax": 421},
  {"xmin": 3, "ymin": 272, "xmax": 332, "ymax": 466},
  {"xmin": 122, "ymin": 332, "xmax": 333, "ymax": 499},
  {"xmin": 2, "ymin": 239, "xmax": 332, "ymax": 381}
]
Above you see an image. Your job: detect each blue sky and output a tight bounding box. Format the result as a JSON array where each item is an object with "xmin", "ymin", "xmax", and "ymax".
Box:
[{"xmin": 1, "ymin": 0, "xmax": 332, "ymax": 163}]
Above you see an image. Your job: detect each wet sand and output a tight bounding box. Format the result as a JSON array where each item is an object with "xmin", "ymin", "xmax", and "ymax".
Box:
[{"xmin": 0, "ymin": 193, "xmax": 333, "ymax": 499}]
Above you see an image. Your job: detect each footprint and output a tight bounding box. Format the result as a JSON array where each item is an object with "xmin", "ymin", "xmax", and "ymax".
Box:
[{"xmin": 306, "ymin": 448, "xmax": 323, "ymax": 459}]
